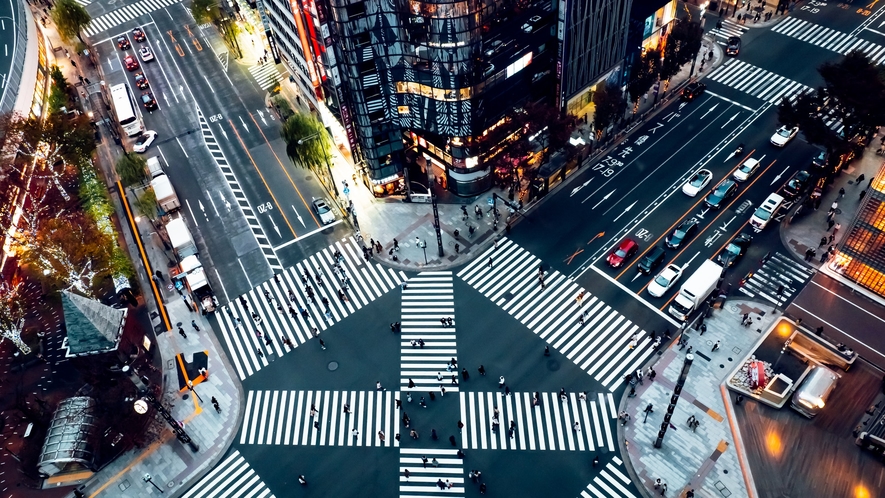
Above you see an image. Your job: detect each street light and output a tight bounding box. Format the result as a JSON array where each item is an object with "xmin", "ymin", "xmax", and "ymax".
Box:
[
  {"xmin": 186, "ymin": 380, "xmax": 203, "ymax": 403},
  {"xmin": 143, "ymin": 473, "xmax": 164, "ymax": 493}
]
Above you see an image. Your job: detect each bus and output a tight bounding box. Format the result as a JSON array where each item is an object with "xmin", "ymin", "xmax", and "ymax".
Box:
[{"xmin": 109, "ymin": 83, "xmax": 143, "ymax": 137}]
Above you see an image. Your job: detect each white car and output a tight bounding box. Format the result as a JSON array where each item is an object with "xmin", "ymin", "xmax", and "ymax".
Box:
[
  {"xmin": 312, "ymin": 197, "xmax": 336, "ymax": 224},
  {"xmin": 133, "ymin": 130, "xmax": 157, "ymax": 153},
  {"xmin": 647, "ymin": 264, "xmax": 683, "ymax": 298},
  {"xmin": 682, "ymin": 169, "xmax": 712, "ymax": 197},
  {"xmin": 733, "ymin": 157, "xmax": 760, "ymax": 182},
  {"xmin": 139, "ymin": 46, "xmax": 154, "ymax": 62},
  {"xmin": 770, "ymin": 126, "xmax": 798, "ymax": 147}
]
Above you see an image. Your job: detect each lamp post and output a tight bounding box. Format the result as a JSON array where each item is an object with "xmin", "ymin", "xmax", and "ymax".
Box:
[
  {"xmin": 653, "ymin": 354, "xmax": 694, "ymax": 448},
  {"xmin": 134, "ymin": 392, "xmax": 200, "ymax": 452},
  {"xmin": 298, "ymin": 133, "xmax": 340, "ymax": 197},
  {"xmin": 143, "ymin": 473, "xmax": 164, "ymax": 493},
  {"xmin": 186, "ymin": 380, "xmax": 203, "ymax": 403}
]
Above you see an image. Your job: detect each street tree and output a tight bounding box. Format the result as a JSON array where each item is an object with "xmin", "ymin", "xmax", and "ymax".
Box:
[
  {"xmin": 660, "ymin": 19, "xmax": 704, "ymax": 82},
  {"xmin": 627, "ymin": 49, "xmax": 661, "ymax": 109},
  {"xmin": 116, "ymin": 152, "xmax": 148, "ymax": 187},
  {"xmin": 281, "ymin": 112, "xmax": 334, "ymax": 192},
  {"xmin": 190, "ymin": 0, "xmax": 222, "ymax": 24},
  {"xmin": 778, "ymin": 50, "xmax": 885, "ymax": 153},
  {"xmin": 133, "ymin": 188, "xmax": 159, "ymax": 221},
  {"xmin": 15, "ymin": 212, "xmax": 119, "ymax": 296},
  {"xmin": 51, "ymin": 0, "xmax": 92, "ymax": 46},
  {"xmin": 0, "ymin": 281, "xmax": 31, "ymax": 355},
  {"xmin": 592, "ymin": 81, "xmax": 625, "ymax": 139}
]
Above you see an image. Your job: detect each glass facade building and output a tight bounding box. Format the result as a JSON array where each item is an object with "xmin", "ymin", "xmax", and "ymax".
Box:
[{"xmin": 834, "ymin": 165, "xmax": 885, "ymax": 296}]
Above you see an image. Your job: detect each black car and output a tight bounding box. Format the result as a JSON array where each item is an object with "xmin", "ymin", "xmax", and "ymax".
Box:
[
  {"xmin": 782, "ymin": 170, "xmax": 811, "ymax": 199},
  {"xmin": 134, "ymin": 72, "xmax": 149, "ymax": 90},
  {"xmin": 132, "ymin": 28, "xmax": 146, "ymax": 42},
  {"xmin": 665, "ymin": 220, "xmax": 699, "ymax": 249},
  {"xmin": 638, "ymin": 246, "xmax": 667, "ymax": 275},
  {"xmin": 717, "ymin": 233, "xmax": 753, "ymax": 267},
  {"xmin": 725, "ymin": 36, "xmax": 742, "ymax": 56},
  {"xmin": 141, "ymin": 91, "xmax": 157, "ymax": 110},
  {"xmin": 681, "ymin": 82, "xmax": 706, "ymax": 101},
  {"xmin": 117, "ymin": 36, "xmax": 131, "ymax": 50},
  {"xmin": 704, "ymin": 179, "xmax": 738, "ymax": 209}
]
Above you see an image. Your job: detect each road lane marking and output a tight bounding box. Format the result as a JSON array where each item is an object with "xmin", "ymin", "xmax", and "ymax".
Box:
[
  {"xmin": 705, "ymin": 90, "xmax": 755, "ymax": 112},
  {"xmin": 790, "ymin": 304, "xmax": 885, "ymax": 361}
]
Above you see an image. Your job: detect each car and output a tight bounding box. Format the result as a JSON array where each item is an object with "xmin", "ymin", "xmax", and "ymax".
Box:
[
  {"xmin": 139, "ymin": 46, "xmax": 155, "ymax": 62},
  {"xmin": 665, "ymin": 219, "xmax": 699, "ymax": 249},
  {"xmin": 717, "ymin": 232, "xmax": 753, "ymax": 267},
  {"xmin": 132, "ymin": 28, "xmax": 146, "ymax": 42},
  {"xmin": 117, "ymin": 36, "xmax": 131, "ymax": 50},
  {"xmin": 133, "ymin": 130, "xmax": 157, "ymax": 153},
  {"xmin": 725, "ymin": 36, "xmax": 742, "ymax": 56},
  {"xmin": 521, "ymin": 22, "xmax": 533, "ymax": 32},
  {"xmin": 312, "ymin": 197, "xmax": 336, "ymax": 224},
  {"xmin": 529, "ymin": 15, "xmax": 542, "ymax": 22},
  {"xmin": 770, "ymin": 125, "xmax": 799, "ymax": 147},
  {"xmin": 607, "ymin": 239, "xmax": 639, "ymax": 268},
  {"xmin": 733, "ymin": 157, "xmax": 760, "ymax": 182},
  {"xmin": 782, "ymin": 170, "xmax": 811, "ymax": 199},
  {"xmin": 647, "ymin": 264, "xmax": 683, "ymax": 298},
  {"xmin": 124, "ymin": 55, "xmax": 139, "ymax": 71},
  {"xmin": 484, "ymin": 40, "xmax": 503, "ymax": 57},
  {"xmin": 812, "ymin": 150, "xmax": 828, "ymax": 169},
  {"xmin": 638, "ymin": 246, "xmax": 666, "ymax": 275},
  {"xmin": 141, "ymin": 91, "xmax": 157, "ymax": 110},
  {"xmin": 683, "ymin": 169, "xmax": 712, "ymax": 197},
  {"xmin": 681, "ymin": 82, "xmax": 706, "ymax": 101},
  {"xmin": 705, "ymin": 179, "xmax": 738, "ymax": 209},
  {"xmin": 134, "ymin": 72, "xmax": 149, "ymax": 90},
  {"xmin": 482, "ymin": 63, "xmax": 495, "ymax": 77}
]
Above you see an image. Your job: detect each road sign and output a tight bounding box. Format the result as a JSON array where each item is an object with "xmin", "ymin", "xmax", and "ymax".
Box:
[{"xmin": 343, "ymin": 187, "xmax": 350, "ymax": 195}]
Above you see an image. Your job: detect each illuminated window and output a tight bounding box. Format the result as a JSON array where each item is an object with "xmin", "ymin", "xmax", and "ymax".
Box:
[
  {"xmin": 506, "ymin": 52, "xmax": 533, "ymax": 78},
  {"xmin": 398, "ymin": 106, "xmax": 410, "ymax": 114}
]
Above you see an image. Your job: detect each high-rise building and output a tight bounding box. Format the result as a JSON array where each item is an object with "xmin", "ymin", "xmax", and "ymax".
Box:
[
  {"xmin": 261, "ymin": 0, "xmax": 639, "ymax": 197},
  {"xmin": 835, "ymin": 165, "xmax": 885, "ymax": 296}
]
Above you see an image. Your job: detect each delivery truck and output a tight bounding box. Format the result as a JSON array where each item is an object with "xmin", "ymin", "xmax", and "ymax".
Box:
[
  {"xmin": 151, "ymin": 173, "xmax": 180, "ymax": 215},
  {"xmin": 669, "ymin": 260, "xmax": 722, "ymax": 321}
]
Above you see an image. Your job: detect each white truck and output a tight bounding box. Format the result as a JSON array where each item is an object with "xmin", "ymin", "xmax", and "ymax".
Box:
[
  {"xmin": 669, "ymin": 259, "xmax": 723, "ymax": 321},
  {"xmin": 146, "ymin": 156, "xmax": 180, "ymax": 215},
  {"xmin": 164, "ymin": 214, "xmax": 217, "ymax": 314},
  {"xmin": 165, "ymin": 216, "xmax": 198, "ymax": 261}
]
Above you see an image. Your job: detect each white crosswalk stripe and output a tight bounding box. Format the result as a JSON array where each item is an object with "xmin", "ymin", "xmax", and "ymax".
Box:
[
  {"xmin": 249, "ymin": 64, "xmax": 285, "ymax": 90},
  {"xmin": 739, "ymin": 252, "xmax": 814, "ymax": 304},
  {"xmin": 83, "ymin": 0, "xmax": 180, "ymax": 37},
  {"xmin": 458, "ymin": 391, "xmax": 616, "ymax": 452},
  {"xmin": 74, "ymin": 0, "xmax": 91, "ymax": 6},
  {"xmin": 399, "ymin": 448, "xmax": 464, "ymax": 496},
  {"xmin": 580, "ymin": 456, "xmax": 639, "ymax": 498},
  {"xmin": 706, "ymin": 59, "xmax": 811, "ymax": 104},
  {"xmin": 400, "ymin": 272, "xmax": 460, "ymax": 394},
  {"xmin": 456, "ymin": 238, "xmax": 655, "ymax": 391},
  {"xmin": 215, "ymin": 237, "xmax": 407, "ymax": 381},
  {"xmin": 773, "ymin": 17, "xmax": 885, "ymax": 65},
  {"xmin": 181, "ymin": 449, "xmax": 275, "ymax": 498},
  {"xmin": 709, "ymin": 19, "xmax": 748, "ymax": 43},
  {"xmin": 239, "ymin": 390, "xmax": 400, "ymax": 447}
]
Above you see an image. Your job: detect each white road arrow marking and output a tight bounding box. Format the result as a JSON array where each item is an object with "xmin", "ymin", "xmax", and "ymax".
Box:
[
  {"xmin": 180, "ymin": 85, "xmax": 186, "ymax": 100},
  {"xmin": 721, "ymin": 113, "xmax": 739, "ymax": 129},
  {"xmin": 695, "ymin": 207, "xmax": 710, "ymax": 220},
  {"xmin": 631, "ymin": 271, "xmax": 644, "ymax": 282},
  {"xmin": 206, "ymin": 190, "xmax": 219, "ymax": 216},
  {"xmin": 592, "ymin": 189, "xmax": 615, "ymax": 210},
  {"xmin": 199, "ymin": 200, "xmax": 208, "ymax": 220},
  {"xmin": 700, "ymin": 103, "xmax": 719, "ymax": 120},
  {"xmin": 683, "ymin": 251, "xmax": 701, "ymax": 270},
  {"xmin": 771, "ymin": 164, "xmax": 789, "ymax": 185},
  {"xmin": 238, "ymin": 116, "xmax": 249, "ymax": 133},
  {"xmin": 220, "ymin": 191, "xmax": 232, "ymax": 212},
  {"xmin": 612, "ymin": 200, "xmax": 636, "ymax": 222},
  {"xmin": 257, "ymin": 110, "xmax": 268, "ymax": 126},
  {"xmin": 720, "ymin": 215, "xmax": 736, "ymax": 229},
  {"xmin": 219, "ymin": 125, "xmax": 228, "ymax": 140},
  {"xmin": 570, "ymin": 177, "xmax": 593, "ymax": 197},
  {"xmin": 292, "ymin": 205, "xmax": 305, "ymax": 227},
  {"xmin": 270, "ymin": 214, "xmax": 281, "ymax": 237}
]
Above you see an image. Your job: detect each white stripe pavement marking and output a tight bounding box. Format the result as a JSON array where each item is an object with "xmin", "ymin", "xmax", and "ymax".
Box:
[{"xmin": 181, "ymin": 450, "xmax": 276, "ymax": 498}]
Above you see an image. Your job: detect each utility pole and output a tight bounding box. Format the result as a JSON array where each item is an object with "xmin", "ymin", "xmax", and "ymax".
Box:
[
  {"xmin": 653, "ymin": 354, "xmax": 694, "ymax": 448},
  {"xmin": 431, "ymin": 190, "xmax": 444, "ymax": 257}
]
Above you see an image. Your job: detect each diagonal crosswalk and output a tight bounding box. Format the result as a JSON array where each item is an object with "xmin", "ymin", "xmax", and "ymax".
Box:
[
  {"xmin": 83, "ymin": 0, "xmax": 180, "ymax": 37},
  {"xmin": 739, "ymin": 251, "xmax": 814, "ymax": 305},
  {"xmin": 705, "ymin": 59, "xmax": 811, "ymax": 104},
  {"xmin": 399, "ymin": 448, "xmax": 464, "ymax": 496},
  {"xmin": 215, "ymin": 237, "xmax": 407, "ymax": 381},
  {"xmin": 239, "ymin": 390, "xmax": 400, "ymax": 447},
  {"xmin": 709, "ymin": 19, "xmax": 748, "ymax": 43},
  {"xmin": 581, "ymin": 456, "xmax": 639, "ymax": 498},
  {"xmin": 773, "ymin": 17, "xmax": 885, "ymax": 65},
  {"xmin": 456, "ymin": 238, "xmax": 655, "ymax": 391},
  {"xmin": 181, "ymin": 449, "xmax": 275, "ymax": 498},
  {"xmin": 249, "ymin": 63, "xmax": 285, "ymax": 90},
  {"xmin": 401, "ymin": 272, "xmax": 460, "ymax": 393},
  {"xmin": 458, "ymin": 391, "xmax": 616, "ymax": 452}
]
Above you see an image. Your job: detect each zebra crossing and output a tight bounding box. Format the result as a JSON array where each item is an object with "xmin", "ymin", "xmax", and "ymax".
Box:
[
  {"xmin": 773, "ymin": 17, "xmax": 885, "ymax": 65},
  {"xmin": 709, "ymin": 19, "xmax": 748, "ymax": 43},
  {"xmin": 399, "ymin": 448, "xmax": 464, "ymax": 495},
  {"xmin": 249, "ymin": 63, "xmax": 286, "ymax": 90},
  {"xmin": 458, "ymin": 391, "xmax": 616, "ymax": 452},
  {"xmin": 739, "ymin": 252, "xmax": 814, "ymax": 305},
  {"xmin": 401, "ymin": 272, "xmax": 460, "ymax": 393},
  {"xmin": 705, "ymin": 59, "xmax": 810, "ymax": 104},
  {"xmin": 74, "ymin": 0, "xmax": 91, "ymax": 6},
  {"xmin": 216, "ymin": 237, "xmax": 407, "ymax": 381},
  {"xmin": 456, "ymin": 238, "xmax": 655, "ymax": 391},
  {"xmin": 581, "ymin": 456, "xmax": 639, "ymax": 498},
  {"xmin": 181, "ymin": 449, "xmax": 275, "ymax": 498},
  {"xmin": 83, "ymin": 0, "xmax": 180, "ymax": 37},
  {"xmin": 239, "ymin": 390, "xmax": 400, "ymax": 447}
]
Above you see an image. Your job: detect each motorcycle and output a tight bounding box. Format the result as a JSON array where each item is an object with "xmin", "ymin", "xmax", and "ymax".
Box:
[{"xmin": 724, "ymin": 144, "xmax": 745, "ymax": 162}]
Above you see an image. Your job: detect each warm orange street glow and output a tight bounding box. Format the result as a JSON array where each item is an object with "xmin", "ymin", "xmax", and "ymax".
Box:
[
  {"xmin": 854, "ymin": 485, "xmax": 870, "ymax": 498},
  {"xmin": 776, "ymin": 321, "xmax": 793, "ymax": 337},
  {"xmin": 765, "ymin": 430, "xmax": 783, "ymax": 459}
]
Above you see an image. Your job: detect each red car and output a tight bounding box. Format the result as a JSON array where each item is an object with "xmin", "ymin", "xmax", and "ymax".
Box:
[
  {"xmin": 607, "ymin": 239, "xmax": 639, "ymax": 268},
  {"xmin": 124, "ymin": 55, "xmax": 139, "ymax": 71}
]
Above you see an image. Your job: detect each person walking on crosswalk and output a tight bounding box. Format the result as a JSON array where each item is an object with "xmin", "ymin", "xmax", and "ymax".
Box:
[
  {"xmin": 573, "ymin": 422, "xmax": 581, "ymax": 434},
  {"xmin": 499, "ymin": 376, "xmax": 505, "ymax": 388},
  {"xmin": 378, "ymin": 430, "xmax": 385, "ymax": 443}
]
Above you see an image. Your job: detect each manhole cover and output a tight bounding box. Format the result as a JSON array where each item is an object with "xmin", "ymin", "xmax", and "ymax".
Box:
[
  {"xmin": 328, "ymin": 361, "xmax": 339, "ymax": 371},
  {"xmin": 182, "ymin": 394, "xmax": 190, "ymax": 400}
]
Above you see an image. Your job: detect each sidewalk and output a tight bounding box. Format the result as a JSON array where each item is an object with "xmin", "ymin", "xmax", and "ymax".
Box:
[{"xmin": 620, "ymin": 300, "xmax": 775, "ymax": 498}]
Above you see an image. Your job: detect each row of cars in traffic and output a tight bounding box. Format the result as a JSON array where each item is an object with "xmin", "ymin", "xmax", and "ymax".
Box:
[{"xmin": 119, "ymin": 28, "xmax": 159, "ymax": 154}]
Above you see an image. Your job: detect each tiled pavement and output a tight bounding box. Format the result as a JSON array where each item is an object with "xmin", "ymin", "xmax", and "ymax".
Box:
[{"xmin": 621, "ymin": 300, "xmax": 776, "ymax": 498}]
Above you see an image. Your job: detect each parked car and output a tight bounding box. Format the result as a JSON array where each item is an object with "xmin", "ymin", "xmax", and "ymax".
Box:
[
  {"xmin": 683, "ymin": 169, "xmax": 712, "ymax": 197},
  {"xmin": 607, "ymin": 239, "xmax": 639, "ymax": 268},
  {"xmin": 133, "ymin": 130, "xmax": 157, "ymax": 153}
]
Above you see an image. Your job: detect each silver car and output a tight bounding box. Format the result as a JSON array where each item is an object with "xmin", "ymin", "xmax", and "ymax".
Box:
[{"xmin": 312, "ymin": 198, "xmax": 336, "ymax": 224}]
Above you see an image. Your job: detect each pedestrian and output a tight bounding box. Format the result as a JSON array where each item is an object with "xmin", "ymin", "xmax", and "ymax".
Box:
[
  {"xmin": 377, "ymin": 381, "xmax": 383, "ymax": 391},
  {"xmin": 431, "ymin": 428, "xmax": 438, "ymax": 440},
  {"xmin": 421, "ymin": 455, "xmax": 428, "ymax": 468},
  {"xmin": 478, "ymin": 365, "xmax": 486, "ymax": 375},
  {"xmin": 299, "ymin": 475, "xmax": 307, "ymax": 485},
  {"xmin": 319, "ymin": 339, "xmax": 326, "ymax": 350},
  {"xmin": 462, "ymin": 368, "xmax": 470, "ymax": 380},
  {"xmin": 429, "ymin": 391, "xmax": 436, "ymax": 401},
  {"xmin": 419, "ymin": 397, "xmax": 427, "ymax": 408},
  {"xmin": 573, "ymin": 421, "xmax": 581, "ymax": 433},
  {"xmin": 178, "ymin": 327, "xmax": 187, "ymax": 339},
  {"xmin": 828, "ymin": 219, "xmax": 835, "ymax": 231},
  {"xmin": 314, "ymin": 421, "xmax": 320, "ymax": 430},
  {"xmin": 592, "ymin": 455, "xmax": 599, "ymax": 466},
  {"xmin": 636, "ymin": 368, "xmax": 644, "ymax": 384},
  {"xmin": 452, "ymin": 374, "xmax": 458, "ymax": 385},
  {"xmin": 858, "ymin": 173, "xmax": 866, "ymax": 184},
  {"xmin": 741, "ymin": 313, "xmax": 749, "ymax": 325},
  {"xmin": 449, "ymin": 435, "xmax": 457, "ymax": 446},
  {"xmin": 544, "ymin": 345, "xmax": 550, "ymax": 356},
  {"xmin": 378, "ymin": 430, "xmax": 385, "ymax": 442},
  {"xmin": 819, "ymin": 236, "xmax": 827, "ymax": 247},
  {"xmin": 499, "ymin": 376, "xmax": 505, "ymax": 388},
  {"xmin": 409, "ymin": 378, "xmax": 416, "ymax": 388},
  {"xmin": 833, "ymin": 223, "xmax": 841, "ymax": 235},
  {"xmin": 404, "ymin": 469, "xmax": 410, "ymax": 481},
  {"xmin": 860, "ymin": 189, "xmax": 867, "ymax": 200},
  {"xmin": 440, "ymin": 386, "xmax": 446, "ymax": 397},
  {"xmin": 831, "ymin": 201, "xmax": 839, "ymax": 211},
  {"xmin": 686, "ymin": 489, "xmax": 695, "ymax": 498},
  {"xmin": 487, "ymin": 257, "xmax": 493, "ymax": 268},
  {"xmin": 649, "ymin": 368, "xmax": 656, "ymax": 381},
  {"xmin": 256, "ymin": 348, "xmax": 264, "ymax": 357},
  {"xmin": 458, "ymin": 420, "xmax": 464, "ymax": 431},
  {"xmin": 712, "ymin": 340, "xmax": 720, "ymax": 352},
  {"xmin": 839, "ymin": 187, "xmax": 845, "ymax": 198},
  {"xmin": 735, "ymin": 394, "xmax": 744, "ymax": 405},
  {"xmin": 410, "ymin": 429, "xmax": 419, "ymax": 439},
  {"xmin": 661, "ymin": 482, "xmax": 668, "ymax": 495}
]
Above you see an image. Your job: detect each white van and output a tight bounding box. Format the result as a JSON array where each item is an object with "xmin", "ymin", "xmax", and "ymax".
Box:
[
  {"xmin": 146, "ymin": 156, "xmax": 164, "ymax": 178},
  {"xmin": 749, "ymin": 192, "xmax": 784, "ymax": 232}
]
